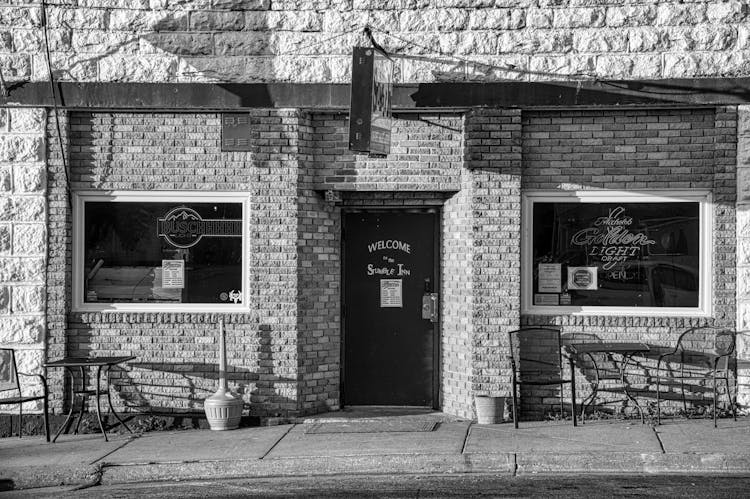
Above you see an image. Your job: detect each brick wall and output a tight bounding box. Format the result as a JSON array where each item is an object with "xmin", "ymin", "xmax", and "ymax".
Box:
[
  {"xmin": 441, "ymin": 167, "xmax": 473, "ymax": 418},
  {"xmin": 463, "ymin": 109, "xmax": 523, "ymax": 420},
  {"xmin": 45, "ymin": 109, "xmax": 70, "ymax": 412},
  {"xmin": 313, "ymin": 113, "xmax": 463, "ymax": 192},
  {"xmin": 38, "ymin": 105, "xmax": 740, "ymax": 422},
  {"xmin": 520, "ymin": 107, "xmax": 737, "ymax": 419},
  {"xmin": 297, "ymin": 112, "xmax": 341, "ymax": 414},
  {"xmin": 54, "ymin": 111, "xmax": 305, "ymax": 416},
  {"xmin": 49, "ymin": 110, "xmax": 469, "ymax": 417},
  {"xmin": 4, "ymin": 1, "xmax": 749, "ymax": 84},
  {"xmin": 0, "ymin": 108, "xmax": 47, "ymax": 413}
]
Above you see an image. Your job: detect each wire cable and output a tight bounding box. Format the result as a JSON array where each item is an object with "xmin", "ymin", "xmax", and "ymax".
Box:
[
  {"xmin": 274, "ymin": 26, "xmax": 365, "ymax": 56},
  {"xmin": 366, "ymin": 25, "xmax": 597, "ymax": 81},
  {"xmin": 41, "ymin": 0, "xmax": 72, "ymax": 208}
]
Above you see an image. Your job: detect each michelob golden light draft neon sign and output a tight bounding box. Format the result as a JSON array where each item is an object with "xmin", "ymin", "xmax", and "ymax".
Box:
[
  {"xmin": 348, "ymin": 46, "xmax": 393, "ymax": 157},
  {"xmin": 157, "ymin": 207, "xmax": 242, "ymax": 249}
]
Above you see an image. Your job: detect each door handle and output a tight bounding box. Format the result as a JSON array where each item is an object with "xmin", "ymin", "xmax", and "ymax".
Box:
[{"xmin": 422, "ymin": 293, "xmax": 439, "ymax": 323}]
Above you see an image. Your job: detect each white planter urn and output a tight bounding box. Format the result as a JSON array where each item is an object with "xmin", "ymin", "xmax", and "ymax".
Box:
[{"xmin": 203, "ymin": 319, "xmax": 243, "ymax": 430}]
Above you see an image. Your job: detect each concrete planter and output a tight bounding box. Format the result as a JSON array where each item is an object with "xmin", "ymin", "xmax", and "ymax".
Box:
[
  {"xmin": 204, "ymin": 390, "xmax": 243, "ymax": 430},
  {"xmin": 203, "ymin": 320, "xmax": 243, "ymax": 430}
]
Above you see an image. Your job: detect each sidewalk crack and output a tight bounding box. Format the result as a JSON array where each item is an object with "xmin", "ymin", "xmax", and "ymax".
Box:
[
  {"xmin": 651, "ymin": 425, "xmax": 666, "ymax": 454},
  {"xmin": 89, "ymin": 435, "xmax": 140, "ymax": 465},
  {"xmin": 260, "ymin": 423, "xmax": 295, "ymax": 460},
  {"xmin": 460, "ymin": 422, "xmax": 472, "ymax": 454}
]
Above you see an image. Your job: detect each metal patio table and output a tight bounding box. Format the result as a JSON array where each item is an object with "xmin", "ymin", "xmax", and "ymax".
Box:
[
  {"xmin": 566, "ymin": 342, "xmax": 650, "ymax": 423},
  {"xmin": 44, "ymin": 355, "xmax": 136, "ymax": 442}
]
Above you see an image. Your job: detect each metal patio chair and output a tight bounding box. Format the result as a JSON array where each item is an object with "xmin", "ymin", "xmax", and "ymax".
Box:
[
  {"xmin": 656, "ymin": 326, "xmax": 736, "ymax": 427},
  {"xmin": 508, "ymin": 327, "xmax": 577, "ymax": 428},
  {"xmin": 734, "ymin": 331, "xmax": 750, "ymax": 415},
  {"xmin": 0, "ymin": 348, "xmax": 50, "ymax": 441}
]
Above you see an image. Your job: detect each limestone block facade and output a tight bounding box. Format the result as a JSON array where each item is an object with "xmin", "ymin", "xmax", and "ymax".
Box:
[
  {"xmin": 0, "ymin": 0, "xmax": 746, "ymax": 83},
  {"xmin": 1, "ymin": 1, "xmax": 749, "ymax": 422},
  {"xmin": 0, "ymin": 108, "xmax": 47, "ymax": 410},
  {"xmin": 737, "ymin": 105, "xmax": 750, "ymax": 407}
]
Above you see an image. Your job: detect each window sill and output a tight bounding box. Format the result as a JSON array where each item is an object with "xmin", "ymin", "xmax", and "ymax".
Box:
[
  {"xmin": 72, "ymin": 303, "xmax": 250, "ymax": 314},
  {"xmin": 522, "ymin": 305, "xmax": 711, "ymax": 318}
]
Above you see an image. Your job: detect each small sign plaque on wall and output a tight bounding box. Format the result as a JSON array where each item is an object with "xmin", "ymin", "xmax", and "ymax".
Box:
[{"xmin": 221, "ymin": 113, "xmax": 258, "ymax": 151}]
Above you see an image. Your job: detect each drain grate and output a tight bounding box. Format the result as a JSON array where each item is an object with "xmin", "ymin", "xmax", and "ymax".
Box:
[{"xmin": 303, "ymin": 421, "xmax": 438, "ymax": 434}]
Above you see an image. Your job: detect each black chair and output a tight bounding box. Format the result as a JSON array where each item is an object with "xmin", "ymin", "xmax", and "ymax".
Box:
[
  {"xmin": 656, "ymin": 327, "xmax": 736, "ymax": 427},
  {"xmin": 734, "ymin": 331, "xmax": 750, "ymax": 414},
  {"xmin": 0, "ymin": 348, "xmax": 50, "ymax": 442},
  {"xmin": 508, "ymin": 327, "xmax": 577, "ymax": 428}
]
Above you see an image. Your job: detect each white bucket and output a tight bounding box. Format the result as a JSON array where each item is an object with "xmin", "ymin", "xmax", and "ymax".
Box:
[{"xmin": 475, "ymin": 396, "xmax": 506, "ymax": 424}]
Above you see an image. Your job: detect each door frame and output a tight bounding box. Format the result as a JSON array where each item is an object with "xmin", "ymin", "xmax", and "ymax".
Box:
[{"xmin": 340, "ymin": 207, "xmax": 441, "ymax": 409}]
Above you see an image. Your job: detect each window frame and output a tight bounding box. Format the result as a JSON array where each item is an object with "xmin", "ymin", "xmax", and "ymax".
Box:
[
  {"xmin": 521, "ymin": 189, "xmax": 713, "ymax": 317},
  {"xmin": 72, "ymin": 190, "xmax": 250, "ymax": 313}
]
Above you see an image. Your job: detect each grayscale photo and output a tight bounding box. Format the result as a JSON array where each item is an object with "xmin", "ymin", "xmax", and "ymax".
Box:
[{"xmin": 1, "ymin": 0, "xmax": 750, "ymax": 497}]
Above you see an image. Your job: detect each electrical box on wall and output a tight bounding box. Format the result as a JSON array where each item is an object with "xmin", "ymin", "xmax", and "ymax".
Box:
[{"xmin": 221, "ymin": 113, "xmax": 258, "ymax": 152}]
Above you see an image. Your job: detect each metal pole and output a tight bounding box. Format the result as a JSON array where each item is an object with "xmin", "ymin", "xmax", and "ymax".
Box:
[{"xmin": 219, "ymin": 319, "xmax": 227, "ymax": 393}]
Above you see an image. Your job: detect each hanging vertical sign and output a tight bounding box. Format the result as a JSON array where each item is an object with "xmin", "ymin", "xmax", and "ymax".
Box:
[{"xmin": 348, "ymin": 46, "xmax": 393, "ymax": 157}]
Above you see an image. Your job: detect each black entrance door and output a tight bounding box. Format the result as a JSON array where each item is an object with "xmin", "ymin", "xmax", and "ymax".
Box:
[{"xmin": 343, "ymin": 210, "xmax": 438, "ymax": 407}]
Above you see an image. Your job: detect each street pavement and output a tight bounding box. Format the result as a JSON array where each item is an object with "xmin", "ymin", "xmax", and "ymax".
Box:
[{"xmin": 2, "ymin": 410, "xmax": 750, "ymax": 492}]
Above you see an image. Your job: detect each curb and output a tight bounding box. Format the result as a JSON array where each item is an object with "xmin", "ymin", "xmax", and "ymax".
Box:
[
  {"xmin": 0, "ymin": 464, "xmax": 101, "ymax": 491},
  {"xmin": 6, "ymin": 452, "xmax": 750, "ymax": 491},
  {"xmin": 97, "ymin": 452, "xmax": 750, "ymax": 486},
  {"xmin": 99, "ymin": 454, "xmax": 517, "ymax": 485},
  {"xmin": 516, "ymin": 452, "xmax": 750, "ymax": 475}
]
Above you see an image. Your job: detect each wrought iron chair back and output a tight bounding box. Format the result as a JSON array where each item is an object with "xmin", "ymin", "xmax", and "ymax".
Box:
[
  {"xmin": 507, "ymin": 327, "xmax": 577, "ymax": 428},
  {"xmin": 735, "ymin": 331, "xmax": 750, "ymax": 414},
  {"xmin": 0, "ymin": 348, "xmax": 50, "ymax": 441},
  {"xmin": 656, "ymin": 326, "xmax": 736, "ymax": 427}
]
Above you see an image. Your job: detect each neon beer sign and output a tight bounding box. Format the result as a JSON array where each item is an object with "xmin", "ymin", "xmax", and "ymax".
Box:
[
  {"xmin": 157, "ymin": 207, "xmax": 242, "ymax": 249},
  {"xmin": 570, "ymin": 206, "xmax": 655, "ymax": 270}
]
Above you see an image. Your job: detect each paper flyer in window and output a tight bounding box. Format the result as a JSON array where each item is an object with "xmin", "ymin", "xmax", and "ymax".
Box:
[
  {"xmin": 567, "ymin": 266, "xmax": 598, "ymax": 291},
  {"xmin": 380, "ymin": 279, "xmax": 402, "ymax": 308},
  {"xmin": 534, "ymin": 294, "xmax": 559, "ymax": 306},
  {"xmin": 537, "ymin": 263, "xmax": 562, "ymax": 293},
  {"xmin": 161, "ymin": 260, "xmax": 185, "ymax": 289}
]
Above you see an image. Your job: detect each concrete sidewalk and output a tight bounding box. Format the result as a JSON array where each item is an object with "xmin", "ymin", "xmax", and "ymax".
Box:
[{"xmin": 2, "ymin": 412, "xmax": 750, "ymax": 492}]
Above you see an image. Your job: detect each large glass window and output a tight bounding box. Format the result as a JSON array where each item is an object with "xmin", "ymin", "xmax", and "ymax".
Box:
[
  {"xmin": 522, "ymin": 191, "xmax": 711, "ymax": 316},
  {"xmin": 73, "ymin": 192, "xmax": 247, "ymax": 312}
]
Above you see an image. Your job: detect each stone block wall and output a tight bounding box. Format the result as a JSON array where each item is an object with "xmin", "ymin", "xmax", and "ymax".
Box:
[
  {"xmin": 737, "ymin": 105, "xmax": 750, "ymax": 408},
  {"xmin": 2, "ymin": 1, "xmax": 749, "ymax": 84},
  {"xmin": 520, "ymin": 107, "xmax": 737, "ymax": 419},
  {"xmin": 0, "ymin": 108, "xmax": 47, "ymax": 413}
]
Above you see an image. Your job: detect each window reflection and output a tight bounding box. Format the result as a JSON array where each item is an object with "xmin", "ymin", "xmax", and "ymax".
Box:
[
  {"xmin": 532, "ymin": 202, "xmax": 700, "ymax": 308},
  {"xmin": 84, "ymin": 202, "xmax": 243, "ymax": 304}
]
